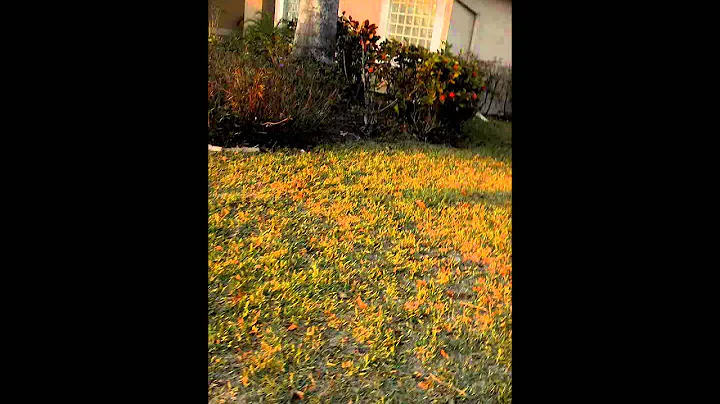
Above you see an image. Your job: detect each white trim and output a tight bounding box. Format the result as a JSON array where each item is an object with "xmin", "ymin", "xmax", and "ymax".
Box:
[
  {"xmin": 430, "ymin": 0, "xmax": 448, "ymax": 51},
  {"xmin": 378, "ymin": 0, "xmax": 392, "ymax": 43},
  {"xmin": 452, "ymin": 0, "xmax": 481, "ymax": 14},
  {"xmin": 274, "ymin": 0, "xmax": 285, "ymax": 24},
  {"xmin": 468, "ymin": 11, "xmax": 480, "ymax": 53}
]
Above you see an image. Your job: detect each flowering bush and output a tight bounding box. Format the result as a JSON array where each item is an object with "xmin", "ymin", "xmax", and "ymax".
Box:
[
  {"xmin": 380, "ymin": 41, "xmax": 488, "ymax": 142},
  {"xmin": 335, "ymin": 14, "xmax": 492, "ymax": 144}
]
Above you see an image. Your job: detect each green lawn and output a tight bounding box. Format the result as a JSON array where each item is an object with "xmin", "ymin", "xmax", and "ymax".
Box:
[
  {"xmin": 209, "ymin": 141, "xmax": 512, "ymax": 403},
  {"xmin": 461, "ymin": 118, "xmax": 512, "ymax": 149}
]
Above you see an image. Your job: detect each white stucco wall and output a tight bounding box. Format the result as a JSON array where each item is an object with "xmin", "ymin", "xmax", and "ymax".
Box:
[{"xmin": 448, "ymin": 0, "xmax": 511, "ymax": 64}]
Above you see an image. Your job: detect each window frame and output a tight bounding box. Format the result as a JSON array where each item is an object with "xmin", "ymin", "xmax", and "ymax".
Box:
[
  {"xmin": 379, "ymin": 0, "xmax": 449, "ymax": 51},
  {"xmin": 274, "ymin": 0, "xmax": 299, "ymax": 24}
]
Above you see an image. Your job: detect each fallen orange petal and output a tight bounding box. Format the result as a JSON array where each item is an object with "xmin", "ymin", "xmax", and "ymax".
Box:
[{"xmin": 356, "ymin": 296, "xmax": 368, "ymax": 309}]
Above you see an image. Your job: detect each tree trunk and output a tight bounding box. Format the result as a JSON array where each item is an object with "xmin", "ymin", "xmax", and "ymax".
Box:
[{"xmin": 291, "ymin": 0, "xmax": 340, "ymax": 64}]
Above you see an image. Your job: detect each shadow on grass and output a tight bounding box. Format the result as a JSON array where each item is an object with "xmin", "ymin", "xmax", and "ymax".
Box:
[
  {"xmin": 317, "ymin": 138, "xmax": 512, "ymax": 164},
  {"xmin": 405, "ymin": 188, "xmax": 512, "ymax": 208},
  {"xmin": 459, "ymin": 118, "xmax": 512, "ymax": 150}
]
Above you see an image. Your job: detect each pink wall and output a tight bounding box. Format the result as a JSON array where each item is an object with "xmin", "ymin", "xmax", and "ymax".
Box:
[
  {"xmin": 339, "ymin": 0, "xmax": 383, "ymax": 26},
  {"xmin": 244, "ymin": 0, "xmax": 264, "ymax": 24}
]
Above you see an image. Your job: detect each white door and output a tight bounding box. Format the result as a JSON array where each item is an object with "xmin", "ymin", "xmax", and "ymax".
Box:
[{"xmin": 447, "ymin": 0, "xmax": 475, "ymax": 55}]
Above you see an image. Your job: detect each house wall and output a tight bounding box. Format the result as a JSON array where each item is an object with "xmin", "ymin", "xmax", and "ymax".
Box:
[
  {"xmin": 209, "ymin": 0, "xmax": 246, "ymax": 30},
  {"xmin": 244, "ymin": 0, "xmax": 264, "ymax": 24},
  {"xmin": 263, "ymin": 0, "xmax": 276, "ymax": 16},
  {"xmin": 339, "ymin": 0, "xmax": 383, "ymax": 26},
  {"xmin": 266, "ymin": 0, "xmax": 511, "ymax": 63}
]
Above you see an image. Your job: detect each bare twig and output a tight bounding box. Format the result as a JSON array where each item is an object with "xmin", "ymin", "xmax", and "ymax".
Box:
[
  {"xmin": 376, "ymin": 99, "xmax": 398, "ymax": 115},
  {"xmin": 262, "ymin": 116, "xmax": 292, "ymax": 127}
]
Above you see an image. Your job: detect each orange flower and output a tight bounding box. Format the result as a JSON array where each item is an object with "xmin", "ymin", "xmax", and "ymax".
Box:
[{"xmin": 439, "ymin": 94, "xmax": 446, "ymax": 102}]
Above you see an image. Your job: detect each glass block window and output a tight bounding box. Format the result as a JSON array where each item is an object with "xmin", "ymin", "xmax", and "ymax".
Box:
[
  {"xmin": 284, "ymin": 0, "xmax": 299, "ymax": 21},
  {"xmin": 387, "ymin": 0, "xmax": 436, "ymax": 48}
]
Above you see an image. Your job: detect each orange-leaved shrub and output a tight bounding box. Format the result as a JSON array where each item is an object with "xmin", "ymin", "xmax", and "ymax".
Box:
[
  {"xmin": 208, "ymin": 42, "xmax": 342, "ymax": 148},
  {"xmin": 336, "ymin": 14, "xmax": 494, "ymax": 144}
]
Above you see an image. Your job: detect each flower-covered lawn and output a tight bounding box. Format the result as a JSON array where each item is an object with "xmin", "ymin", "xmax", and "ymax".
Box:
[{"xmin": 209, "ymin": 141, "xmax": 512, "ymax": 403}]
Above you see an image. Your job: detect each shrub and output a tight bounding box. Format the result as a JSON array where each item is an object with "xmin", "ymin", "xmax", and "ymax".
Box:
[
  {"xmin": 335, "ymin": 14, "xmax": 397, "ymax": 136},
  {"xmin": 208, "ymin": 48, "xmax": 342, "ymax": 148},
  {"xmin": 241, "ymin": 12, "xmax": 296, "ymax": 66},
  {"xmin": 336, "ymin": 14, "xmax": 381, "ymax": 103},
  {"xmin": 210, "ymin": 12, "xmax": 295, "ymax": 66},
  {"xmin": 375, "ymin": 40, "xmax": 489, "ymax": 144},
  {"xmin": 335, "ymin": 14, "xmax": 492, "ymax": 145},
  {"xmin": 208, "ymin": 11, "xmax": 343, "ymax": 148}
]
